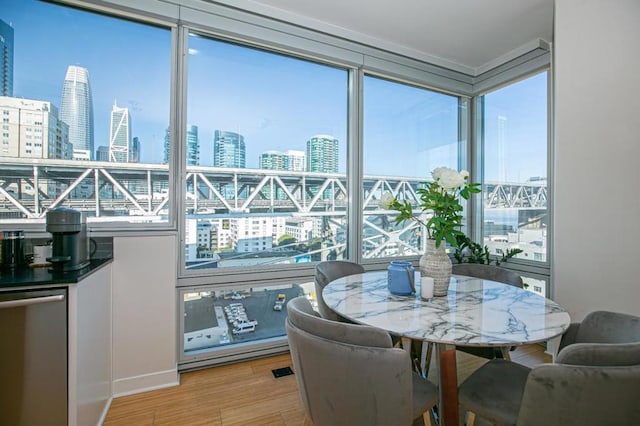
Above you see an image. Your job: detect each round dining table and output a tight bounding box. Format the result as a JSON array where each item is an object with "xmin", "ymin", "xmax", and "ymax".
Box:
[{"xmin": 322, "ymin": 270, "xmax": 571, "ymax": 425}]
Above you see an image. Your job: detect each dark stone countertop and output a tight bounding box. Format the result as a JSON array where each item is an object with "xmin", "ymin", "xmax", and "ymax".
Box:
[{"xmin": 0, "ymin": 257, "xmax": 112, "ymax": 291}]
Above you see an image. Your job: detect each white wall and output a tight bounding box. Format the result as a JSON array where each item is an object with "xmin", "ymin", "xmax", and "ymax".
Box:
[
  {"xmin": 111, "ymin": 235, "xmax": 179, "ymax": 395},
  {"xmin": 554, "ymin": 0, "xmax": 640, "ymax": 320}
]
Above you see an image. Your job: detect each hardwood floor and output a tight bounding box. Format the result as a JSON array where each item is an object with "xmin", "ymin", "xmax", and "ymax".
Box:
[{"xmin": 104, "ymin": 345, "xmax": 550, "ymax": 425}]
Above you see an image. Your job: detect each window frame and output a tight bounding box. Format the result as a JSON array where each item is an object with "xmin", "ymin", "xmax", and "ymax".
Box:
[
  {"xmin": 471, "ymin": 65, "xmax": 553, "ymax": 293},
  {"xmin": 17, "ymin": 1, "xmax": 550, "ymax": 291}
]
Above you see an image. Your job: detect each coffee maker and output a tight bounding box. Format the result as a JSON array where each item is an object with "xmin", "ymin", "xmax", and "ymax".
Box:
[{"xmin": 46, "ymin": 207, "xmax": 90, "ymax": 272}]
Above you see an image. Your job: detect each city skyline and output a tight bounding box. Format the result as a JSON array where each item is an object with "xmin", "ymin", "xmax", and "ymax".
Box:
[{"xmin": 2, "ymin": 0, "xmax": 547, "ymax": 181}]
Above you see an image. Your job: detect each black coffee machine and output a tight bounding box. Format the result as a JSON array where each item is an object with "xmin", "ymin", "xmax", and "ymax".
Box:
[{"xmin": 46, "ymin": 207, "xmax": 90, "ymax": 272}]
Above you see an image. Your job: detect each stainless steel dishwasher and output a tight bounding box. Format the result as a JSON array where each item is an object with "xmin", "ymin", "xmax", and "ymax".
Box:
[{"xmin": 0, "ymin": 288, "xmax": 67, "ymax": 426}]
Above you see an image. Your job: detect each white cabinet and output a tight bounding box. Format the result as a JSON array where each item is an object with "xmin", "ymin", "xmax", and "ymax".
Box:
[{"xmin": 68, "ymin": 263, "xmax": 112, "ymax": 426}]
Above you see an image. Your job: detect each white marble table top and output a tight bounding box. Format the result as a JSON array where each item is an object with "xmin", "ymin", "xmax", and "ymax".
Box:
[{"xmin": 322, "ymin": 271, "xmax": 571, "ymax": 347}]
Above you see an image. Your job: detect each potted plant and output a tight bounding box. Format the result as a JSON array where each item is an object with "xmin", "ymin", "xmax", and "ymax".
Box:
[{"xmin": 381, "ymin": 166, "xmax": 481, "ymax": 295}]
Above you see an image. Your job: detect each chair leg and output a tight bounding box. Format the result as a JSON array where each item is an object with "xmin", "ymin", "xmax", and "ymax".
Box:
[
  {"xmin": 422, "ymin": 341, "xmax": 433, "ymax": 378},
  {"xmin": 499, "ymin": 346, "xmax": 511, "ymax": 361}
]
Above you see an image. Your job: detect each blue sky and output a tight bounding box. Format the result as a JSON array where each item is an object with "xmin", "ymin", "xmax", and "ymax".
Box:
[{"xmin": 2, "ymin": 0, "xmax": 547, "ymax": 181}]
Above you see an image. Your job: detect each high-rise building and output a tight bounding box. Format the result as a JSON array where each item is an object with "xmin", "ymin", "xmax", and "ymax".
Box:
[
  {"xmin": 286, "ymin": 150, "xmax": 305, "ymax": 171},
  {"xmin": 163, "ymin": 125, "xmax": 200, "ymax": 165},
  {"xmin": 60, "ymin": 65, "xmax": 94, "ymax": 160},
  {"xmin": 163, "ymin": 127, "xmax": 170, "ymax": 164},
  {"xmin": 306, "ymin": 134, "xmax": 338, "ymax": 173},
  {"xmin": 96, "ymin": 145, "xmax": 109, "ymax": 162},
  {"xmin": 186, "ymin": 125, "xmax": 199, "ymax": 166},
  {"xmin": 131, "ymin": 136, "xmax": 141, "ymax": 163},
  {"xmin": 213, "ymin": 130, "xmax": 245, "ymax": 168},
  {"xmin": 0, "ymin": 19, "xmax": 14, "ymax": 97},
  {"xmin": 0, "ymin": 96, "xmax": 71, "ymax": 159},
  {"xmin": 260, "ymin": 150, "xmax": 288, "ymax": 170},
  {"xmin": 109, "ymin": 101, "xmax": 131, "ymax": 162},
  {"xmin": 0, "ymin": 96, "xmax": 71, "ymax": 197}
]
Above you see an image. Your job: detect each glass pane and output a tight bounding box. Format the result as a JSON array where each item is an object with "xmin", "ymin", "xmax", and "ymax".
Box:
[
  {"xmin": 185, "ymin": 34, "xmax": 348, "ymax": 271},
  {"xmin": 0, "ymin": 1, "xmax": 171, "ymax": 223},
  {"xmin": 482, "ymin": 72, "xmax": 548, "ymax": 263},
  {"xmin": 522, "ymin": 276, "xmax": 547, "ymax": 297},
  {"xmin": 181, "ymin": 281, "xmax": 314, "ymax": 357},
  {"xmin": 362, "ymin": 75, "xmax": 462, "ymax": 259}
]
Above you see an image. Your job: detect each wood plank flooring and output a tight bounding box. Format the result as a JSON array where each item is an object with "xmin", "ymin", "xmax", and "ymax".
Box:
[{"xmin": 104, "ymin": 344, "xmax": 550, "ymax": 425}]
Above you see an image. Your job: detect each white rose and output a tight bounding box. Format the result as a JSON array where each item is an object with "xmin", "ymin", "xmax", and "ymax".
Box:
[
  {"xmin": 431, "ymin": 166, "xmax": 449, "ymax": 181},
  {"xmin": 380, "ymin": 192, "xmax": 395, "ymax": 209},
  {"xmin": 438, "ymin": 168, "xmax": 464, "ymax": 190},
  {"xmin": 460, "ymin": 170, "xmax": 469, "ymax": 180}
]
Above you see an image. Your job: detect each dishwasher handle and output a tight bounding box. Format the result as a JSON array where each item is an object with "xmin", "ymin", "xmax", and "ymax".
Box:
[{"xmin": 0, "ymin": 294, "xmax": 65, "ymax": 309}]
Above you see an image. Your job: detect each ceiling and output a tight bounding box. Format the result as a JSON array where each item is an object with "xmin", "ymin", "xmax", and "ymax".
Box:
[{"xmin": 212, "ymin": 0, "xmax": 554, "ymax": 75}]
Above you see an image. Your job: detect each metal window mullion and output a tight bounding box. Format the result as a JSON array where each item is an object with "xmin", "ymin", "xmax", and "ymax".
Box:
[
  {"xmin": 175, "ymin": 24, "xmax": 189, "ymax": 276},
  {"xmin": 471, "ymin": 96, "xmax": 484, "ymax": 245},
  {"xmin": 347, "ymin": 68, "xmax": 364, "ymax": 263}
]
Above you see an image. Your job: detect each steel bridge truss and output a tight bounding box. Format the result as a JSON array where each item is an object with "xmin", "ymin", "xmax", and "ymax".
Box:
[{"xmin": 0, "ymin": 159, "xmax": 547, "ymax": 256}]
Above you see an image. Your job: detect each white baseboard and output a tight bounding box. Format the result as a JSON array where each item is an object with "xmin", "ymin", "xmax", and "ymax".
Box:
[
  {"xmin": 97, "ymin": 397, "xmax": 113, "ymax": 426},
  {"xmin": 112, "ymin": 368, "xmax": 180, "ymax": 398}
]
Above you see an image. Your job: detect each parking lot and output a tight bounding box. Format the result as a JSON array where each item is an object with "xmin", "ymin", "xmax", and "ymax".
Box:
[{"xmin": 183, "ymin": 286, "xmax": 305, "ymax": 352}]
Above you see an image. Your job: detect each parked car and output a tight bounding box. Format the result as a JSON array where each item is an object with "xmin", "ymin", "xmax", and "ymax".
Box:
[
  {"xmin": 232, "ymin": 322, "xmax": 256, "ymax": 334},
  {"xmin": 273, "ymin": 294, "xmax": 286, "ymax": 311}
]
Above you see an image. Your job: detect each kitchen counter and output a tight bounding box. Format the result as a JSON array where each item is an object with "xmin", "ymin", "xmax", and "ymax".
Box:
[{"xmin": 0, "ymin": 257, "xmax": 112, "ymax": 290}]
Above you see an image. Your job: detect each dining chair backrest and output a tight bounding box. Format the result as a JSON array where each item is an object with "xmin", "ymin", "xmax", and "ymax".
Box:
[
  {"xmin": 314, "ymin": 260, "xmax": 364, "ymax": 321},
  {"xmin": 452, "ymin": 263, "xmax": 523, "ymax": 288},
  {"xmin": 285, "ymin": 296, "xmax": 429, "ymax": 426},
  {"xmin": 516, "ymin": 362, "xmax": 640, "ymax": 426},
  {"xmin": 559, "ymin": 310, "xmax": 640, "ymax": 352},
  {"xmin": 286, "ymin": 295, "xmax": 391, "ymax": 348},
  {"xmin": 556, "ymin": 341, "xmax": 640, "ymax": 367}
]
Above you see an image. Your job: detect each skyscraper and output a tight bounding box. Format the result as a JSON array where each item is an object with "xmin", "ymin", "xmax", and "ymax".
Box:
[
  {"xmin": 0, "ymin": 19, "xmax": 14, "ymax": 97},
  {"xmin": 163, "ymin": 128, "xmax": 170, "ymax": 164},
  {"xmin": 260, "ymin": 150, "xmax": 289, "ymax": 170},
  {"xmin": 96, "ymin": 145, "xmax": 109, "ymax": 162},
  {"xmin": 286, "ymin": 150, "xmax": 305, "ymax": 171},
  {"xmin": 60, "ymin": 65, "xmax": 94, "ymax": 160},
  {"xmin": 163, "ymin": 125, "xmax": 200, "ymax": 165},
  {"xmin": 306, "ymin": 135, "xmax": 338, "ymax": 173},
  {"xmin": 213, "ymin": 130, "xmax": 245, "ymax": 168},
  {"xmin": 0, "ymin": 96, "xmax": 71, "ymax": 159},
  {"xmin": 109, "ymin": 101, "xmax": 131, "ymax": 162},
  {"xmin": 131, "ymin": 136, "xmax": 141, "ymax": 163},
  {"xmin": 186, "ymin": 125, "xmax": 199, "ymax": 166}
]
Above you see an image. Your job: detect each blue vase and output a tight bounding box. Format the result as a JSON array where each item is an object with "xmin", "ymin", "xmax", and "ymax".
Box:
[{"xmin": 387, "ymin": 261, "xmax": 416, "ymax": 296}]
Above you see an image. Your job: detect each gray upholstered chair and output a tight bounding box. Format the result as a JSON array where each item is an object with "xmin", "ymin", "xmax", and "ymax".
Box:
[
  {"xmin": 314, "ymin": 260, "xmax": 364, "ymax": 321},
  {"xmin": 557, "ymin": 309, "xmax": 640, "ymax": 352},
  {"xmin": 515, "ymin": 361, "xmax": 640, "ymax": 425},
  {"xmin": 458, "ymin": 310, "xmax": 640, "ymax": 426},
  {"xmin": 286, "ymin": 296, "xmax": 438, "ymax": 426},
  {"xmin": 452, "ymin": 263, "xmax": 523, "ymax": 288}
]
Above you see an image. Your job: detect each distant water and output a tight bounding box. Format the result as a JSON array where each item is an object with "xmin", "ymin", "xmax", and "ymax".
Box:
[{"xmin": 484, "ymin": 209, "xmax": 518, "ymax": 230}]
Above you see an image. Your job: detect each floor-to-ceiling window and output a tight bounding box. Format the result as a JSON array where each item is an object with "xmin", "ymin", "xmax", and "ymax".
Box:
[
  {"xmin": 479, "ymin": 70, "xmax": 549, "ymax": 294},
  {"xmin": 362, "ymin": 75, "xmax": 468, "ymax": 260},
  {"xmin": 184, "ymin": 35, "xmax": 348, "ymax": 272}
]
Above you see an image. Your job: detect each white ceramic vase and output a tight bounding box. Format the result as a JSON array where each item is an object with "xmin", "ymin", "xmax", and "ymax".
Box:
[{"xmin": 419, "ymin": 239, "xmax": 452, "ymax": 297}]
